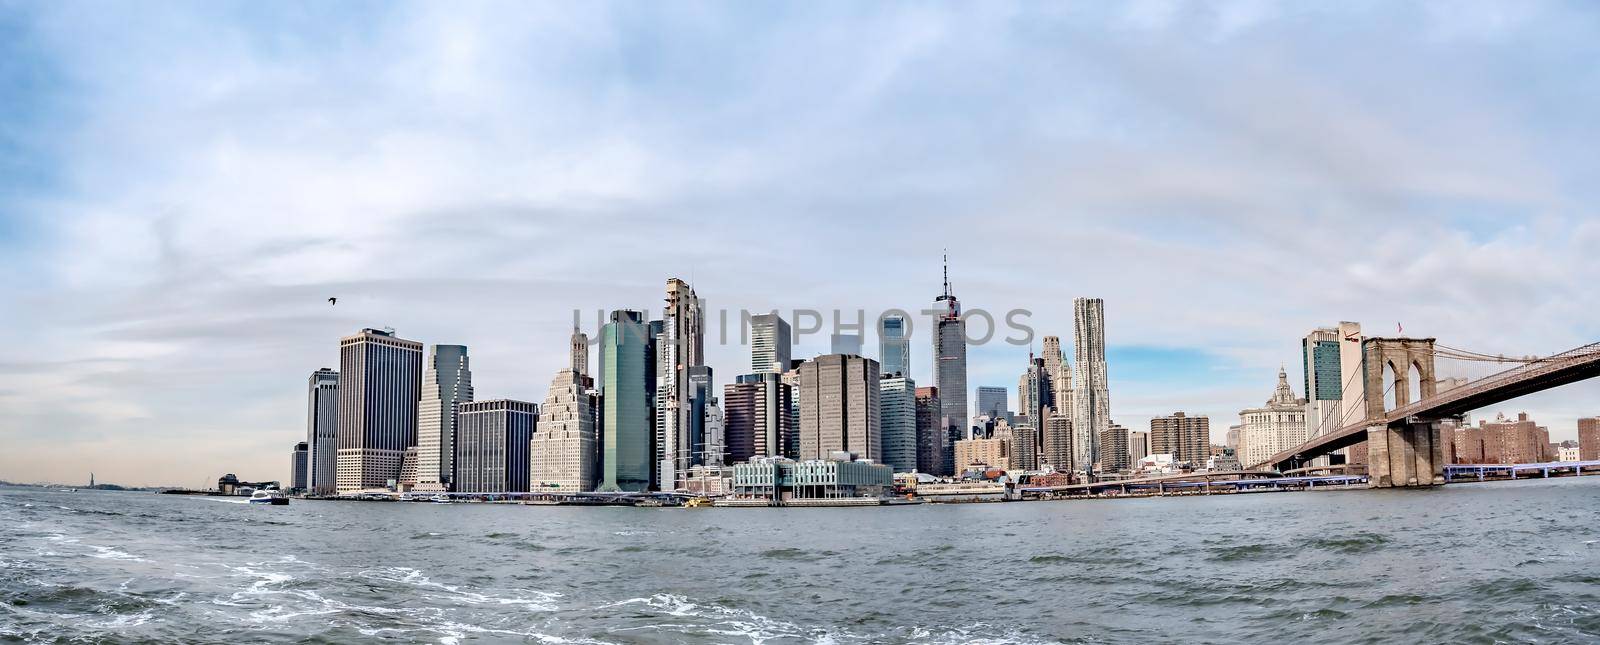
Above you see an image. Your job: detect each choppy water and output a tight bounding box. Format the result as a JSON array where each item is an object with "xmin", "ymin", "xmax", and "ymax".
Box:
[{"xmin": 3, "ymin": 478, "xmax": 1599, "ymax": 643}]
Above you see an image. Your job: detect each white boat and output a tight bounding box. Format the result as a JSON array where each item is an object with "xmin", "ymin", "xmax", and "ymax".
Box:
[
  {"xmin": 428, "ymin": 494, "xmax": 451, "ymax": 504},
  {"xmin": 249, "ymin": 490, "xmax": 289, "ymax": 505}
]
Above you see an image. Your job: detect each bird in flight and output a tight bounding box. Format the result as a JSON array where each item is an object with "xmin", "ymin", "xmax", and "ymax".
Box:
[{"xmin": 328, "ymin": 297, "xmax": 337, "ymax": 306}]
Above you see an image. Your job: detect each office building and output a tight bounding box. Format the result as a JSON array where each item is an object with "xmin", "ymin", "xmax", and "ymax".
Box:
[
  {"xmin": 724, "ymin": 373, "xmax": 795, "ymax": 463},
  {"xmin": 415, "ymin": 345, "xmax": 473, "ymax": 492},
  {"xmin": 915, "ymin": 387, "xmax": 945, "ymax": 475},
  {"xmin": 455, "ymin": 399, "xmax": 537, "ymax": 494},
  {"xmin": 933, "ymin": 256, "xmax": 967, "ymax": 443},
  {"xmin": 530, "ymin": 369, "xmax": 599, "ymax": 492},
  {"xmin": 655, "ymin": 278, "xmax": 704, "ymax": 490},
  {"xmin": 305, "ymin": 368, "xmax": 339, "ymax": 495},
  {"xmin": 290, "ymin": 442, "xmax": 308, "ymax": 491},
  {"xmin": 600, "ymin": 310, "xmax": 653, "ymax": 492},
  {"xmin": 1150, "ymin": 411, "xmax": 1211, "ymax": 466},
  {"xmin": 880, "ymin": 375, "xmax": 919, "ymax": 473},
  {"xmin": 879, "ymin": 314, "xmax": 910, "ymax": 377},
  {"xmin": 730, "ymin": 456, "xmax": 894, "ymax": 502},
  {"xmin": 750, "ymin": 313, "xmax": 791, "ymax": 374},
  {"xmin": 830, "ymin": 332, "xmax": 863, "ymax": 356},
  {"xmin": 336, "ymin": 328, "xmax": 424, "ymax": 494},
  {"xmin": 977, "ymin": 385, "xmax": 1010, "ymax": 424},
  {"xmin": 1238, "ymin": 369, "xmax": 1307, "ymax": 469},
  {"xmin": 1042, "ymin": 335, "xmax": 1071, "ymax": 418},
  {"xmin": 1017, "ymin": 356, "xmax": 1052, "ymax": 424},
  {"xmin": 1071, "ymin": 298, "xmax": 1110, "ymax": 473},
  {"xmin": 797, "ymin": 354, "xmax": 882, "ymax": 461}
]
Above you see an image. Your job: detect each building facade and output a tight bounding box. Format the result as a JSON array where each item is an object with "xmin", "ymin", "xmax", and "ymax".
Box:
[
  {"xmin": 655, "ymin": 277, "xmax": 705, "ymax": 491},
  {"xmin": 1581, "ymin": 417, "xmax": 1600, "ymax": 461},
  {"xmin": 1041, "ymin": 408, "xmax": 1073, "ymax": 472},
  {"xmin": 977, "ymin": 386, "xmax": 1009, "ymax": 424},
  {"xmin": 955, "ymin": 432, "xmax": 1011, "ymax": 472},
  {"xmin": 415, "ymin": 344, "xmax": 473, "ymax": 492},
  {"xmin": 1099, "ymin": 421, "xmax": 1130, "ymax": 472},
  {"xmin": 1452, "ymin": 412, "xmax": 1553, "ymax": 464},
  {"xmin": 570, "ymin": 326, "xmax": 589, "ymax": 378},
  {"xmin": 291, "ymin": 442, "xmax": 308, "ymax": 491},
  {"xmin": 1237, "ymin": 369, "xmax": 1307, "ymax": 469},
  {"xmin": 336, "ymin": 328, "xmax": 424, "ymax": 494},
  {"xmin": 749, "ymin": 313, "xmax": 791, "ymax": 375},
  {"xmin": 530, "ymin": 369, "xmax": 599, "ymax": 492},
  {"xmin": 1129, "ymin": 429, "xmax": 1150, "ymax": 465},
  {"xmin": 1071, "ymin": 298, "xmax": 1110, "ymax": 473},
  {"xmin": 723, "ymin": 372, "xmax": 794, "ymax": 463},
  {"xmin": 879, "ymin": 314, "xmax": 910, "ymax": 377},
  {"xmin": 880, "ymin": 375, "xmax": 919, "ymax": 473},
  {"xmin": 915, "ymin": 386, "xmax": 945, "ymax": 475},
  {"xmin": 933, "ymin": 259, "xmax": 967, "ymax": 444},
  {"xmin": 797, "ymin": 354, "xmax": 882, "ymax": 461},
  {"xmin": 600, "ymin": 310, "xmax": 653, "ymax": 492},
  {"xmin": 305, "ymin": 368, "xmax": 339, "ymax": 495},
  {"xmin": 1150, "ymin": 411, "xmax": 1211, "ymax": 466},
  {"xmin": 455, "ymin": 399, "xmax": 537, "ymax": 494}
]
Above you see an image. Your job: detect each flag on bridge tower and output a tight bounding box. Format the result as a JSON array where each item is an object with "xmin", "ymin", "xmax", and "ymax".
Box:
[{"xmin": 1397, "ymin": 322, "xmax": 1403, "ymax": 335}]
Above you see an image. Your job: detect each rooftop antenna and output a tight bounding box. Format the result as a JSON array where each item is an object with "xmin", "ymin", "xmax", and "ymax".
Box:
[{"xmin": 942, "ymin": 249, "xmax": 951, "ymax": 298}]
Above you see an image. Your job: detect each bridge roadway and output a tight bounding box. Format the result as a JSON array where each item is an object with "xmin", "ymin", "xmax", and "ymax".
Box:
[
  {"xmin": 1020, "ymin": 470, "xmax": 1366, "ymax": 497},
  {"xmin": 1258, "ymin": 341, "xmax": 1600, "ymax": 471}
]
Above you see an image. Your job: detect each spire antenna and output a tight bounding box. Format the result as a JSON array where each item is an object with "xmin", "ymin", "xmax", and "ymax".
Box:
[{"xmin": 942, "ymin": 249, "xmax": 951, "ymax": 297}]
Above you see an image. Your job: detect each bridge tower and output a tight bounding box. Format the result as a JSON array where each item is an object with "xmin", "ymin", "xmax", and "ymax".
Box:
[{"xmin": 1361, "ymin": 338, "xmax": 1446, "ymax": 488}]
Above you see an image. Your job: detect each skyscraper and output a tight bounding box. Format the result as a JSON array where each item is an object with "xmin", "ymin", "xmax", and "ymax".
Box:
[
  {"xmin": 723, "ymin": 373, "xmax": 794, "ymax": 463},
  {"xmin": 687, "ymin": 364, "xmax": 715, "ymax": 470},
  {"xmin": 305, "ymin": 368, "xmax": 339, "ymax": 495},
  {"xmin": 797, "ymin": 354, "xmax": 882, "ymax": 461},
  {"xmin": 656, "ymin": 278, "xmax": 704, "ymax": 490},
  {"xmin": 600, "ymin": 310, "xmax": 653, "ymax": 492},
  {"xmin": 291, "ymin": 441, "xmax": 308, "ymax": 491},
  {"xmin": 977, "ymin": 386, "xmax": 1009, "ymax": 423},
  {"xmin": 416, "ymin": 344, "xmax": 473, "ymax": 492},
  {"xmin": 915, "ymin": 386, "xmax": 944, "ymax": 475},
  {"xmin": 933, "ymin": 255, "xmax": 967, "ymax": 450},
  {"xmin": 880, "ymin": 374, "xmax": 919, "ymax": 473},
  {"xmin": 749, "ymin": 313, "xmax": 791, "ymax": 375},
  {"xmin": 455, "ymin": 399, "xmax": 537, "ymax": 494},
  {"xmin": 879, "ymin": 315, "xmax": 910, "ymax": 377},
  {"xmin": 571, "ymin": 325, "xmax": 589, "ymax": 378},
  {"xmin": 336, "ymin": 328, "xmax": 423, "ymax": 494},
  {"xmin": 830, "ymin": 332, "xmax": 863, "ymax": 356},
  {"xmin": 531, "ymin": 368, "xmax": 599, "ymax": 492},
  {"xmin": 1070, "ymin": 298, "xmax": 1109, "ymax": 475},
  {"xmin": 1041, "ymin": 407, "xmax": 1073, "ymax": 472},
  {"xmin": 1129, "ymin": 429, "xmax": 1151, "ymax": 464}
]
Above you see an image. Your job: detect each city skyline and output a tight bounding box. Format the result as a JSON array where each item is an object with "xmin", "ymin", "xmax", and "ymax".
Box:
[{"xmin": 5, "ymin": 2, "xmax": 1600, "ymax": 487}]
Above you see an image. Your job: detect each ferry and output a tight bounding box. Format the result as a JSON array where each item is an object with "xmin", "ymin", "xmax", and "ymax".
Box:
[
  {"xmin": 249, "ymin": 489, "xmax": 289, "ymax": 505},
  {"xmin": 428, "ymin": 494, "xmax": 451, "ymax": 504}
]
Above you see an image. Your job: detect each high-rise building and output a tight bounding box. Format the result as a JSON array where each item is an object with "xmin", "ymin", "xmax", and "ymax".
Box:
[
  {"xmin": 1129, "ymin": 430, "xmax": 1151, "ymax": 464},
  {"xmin": 1070, "ymin": 298, "xmax": 1109, "ymax": 473},
  {"xmin": 977, "ymin": 386, "xmax": 1010, "ymax": 424},
  {"xmin": 1041, "ymin": 407, "xmax": 1073, "ymax": 472},
  {"xmin": 655, "ymin": 278, "xmax": 704, "ymax": 490},
  {"xmin": 703, "ymin": 399, "xmax": 725, "ymax": 467},
  {"xmin": 830, "ymin": 333, "xmax": 863, "ymax": 356},
  {"xmin": 600, "ymin": 310, "xmax": 653, "ymax": 492},
  {"xmin": 933, "ymin": 256, "xmax": 967, "ymax": 445},
  {"xmin": 1302, "ymin": 326, "xmax": 1344, "ymax": 442},
  {"xmin": 880, "ymin": 375, "xmax": 919, "ymax": 473},
  {"xmin": 1238, "ymin": 369, "xmax": 1307, "ymax": 469},
  {"xmin": 723, "ymin": 373, "xmax": 794, "ymax": 463},
  {"xmin": 797, "ymin": 354, "xmax": 882, "ymax": 461},
  {"xmin": 1150, "ymin": 412, "xmax": 1210, "ymax": 466},
  {"xmin": 750, "ymin": 313, "xmax": 791, "ymax": 375},
  {"xmin": 291, "ymin": 442, "xmax": 308, "ymax": 491},
  {"xmin": 879, "ymin": 315, "xmax": 910, "ymax": 377},
  {"xmin": 1042, "ymin": 335, "xmax": 1071, "ymax": 419},
  {"xmin": 305, "ymin": 368, "xmax": 339, "ymax": 495},
  {"xmin": 531, "ymin": 369, "xmax": 599, "ymax": 492},
  {"xmin": 336, "ymin": 328, "xmax": 424, "ymax": 494},
  {"xmin": 1099, "ymin": 421, "xmax": 1130, "ymax": 472},
  {"xmin": 687, "ymin": 365, "xmax": 715, "ymax": 471},
  {"xmin": 1017, "ymin": 357, "xmax": 1053, "ymax": 425},
  {"xmin": 1580, "ymin": 418, "xmax": 1599, "ymax": 461},
  {"xmin": 915, "ymin": 387, "xmax": 945, "ymax": 475},
  {"xmin": 955, "ymin": 426, "xmax": 1011, "ymax": 472},
  {"xmin": 570, "ymin": 325, "xmax": 589, "ymax": 378},
  {"xmin": 415, "ymin": 345, "xmax": 473, "ymax": 492},
  {"xmin": 455, "ymin": 399, "xmax": 537, "ymax": 493},
  {"xmin": 1011, "ymin": 417, "xmax": 1039, "ymax": 471}
]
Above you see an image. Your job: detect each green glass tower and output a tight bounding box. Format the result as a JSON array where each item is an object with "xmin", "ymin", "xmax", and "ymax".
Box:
[{"xmin": 600, "ymin": 310, "xmax": 652, "ymax": 492}]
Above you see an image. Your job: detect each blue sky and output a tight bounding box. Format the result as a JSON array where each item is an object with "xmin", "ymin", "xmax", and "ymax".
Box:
[{"xmin": 2, "ymin": 1, "xmax": 1600, "ymax": 486}]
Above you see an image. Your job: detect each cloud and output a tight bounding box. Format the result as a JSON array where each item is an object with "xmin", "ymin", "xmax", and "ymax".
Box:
[{"xmin": 1, "ymin": 1, "xmax": 1598, "ymax": 485}]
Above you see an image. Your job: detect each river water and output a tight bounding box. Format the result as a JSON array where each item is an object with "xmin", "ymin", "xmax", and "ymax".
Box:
[{"xmin": 3, "ymin": 478, "xmax": 1598, "ymax": 643}]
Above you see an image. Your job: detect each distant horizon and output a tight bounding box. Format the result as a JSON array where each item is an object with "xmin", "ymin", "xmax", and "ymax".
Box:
[{"xmin": 4, "ymin": 2, "xmax": 1599, "ymax": 486}]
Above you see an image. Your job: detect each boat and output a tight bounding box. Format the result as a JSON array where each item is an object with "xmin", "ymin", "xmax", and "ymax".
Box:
[
  {"xmin": 249, "ymin": 490, "xmax": 289, "ymax": 505},
  {"xmin": 428, "ymin": 494, "xmax": 451, "ymax": 504},
  {"xmin": 683, "ymin": 497, "xmax": 712, "ymax": 508},
  {"xmin": 633, "ymin": 499, "xmax": 665, "ymax": 507}
]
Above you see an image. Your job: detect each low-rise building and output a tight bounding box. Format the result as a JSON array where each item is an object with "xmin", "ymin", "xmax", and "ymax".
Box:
[{"xmin": 730, "ymin": 456, "xmax": 893, "ymax": 502}]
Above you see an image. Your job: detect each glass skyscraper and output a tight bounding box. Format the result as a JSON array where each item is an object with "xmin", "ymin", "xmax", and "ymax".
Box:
[
  {"xmin": 600, "ymin": 310, "xmax": 652, "ymax": 492},
  {"xmin": 879, "ymin": 315, "xmax": 909, "ymax": 377}
]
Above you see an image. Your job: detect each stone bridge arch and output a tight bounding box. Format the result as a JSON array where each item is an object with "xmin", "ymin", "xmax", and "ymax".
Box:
[{"xmin": 1363, "ymin": 337, "xmax": 1436, "ymax": 420}]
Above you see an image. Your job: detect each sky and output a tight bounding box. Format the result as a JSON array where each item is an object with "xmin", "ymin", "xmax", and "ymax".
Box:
[{"xmin": 2, "ymin": 1, "xmax": 1599, "ymax": 487}]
